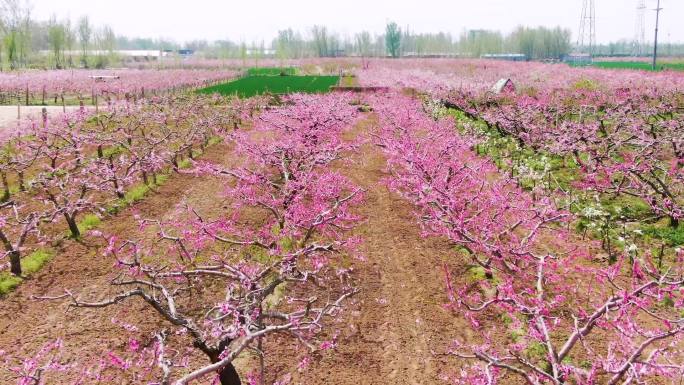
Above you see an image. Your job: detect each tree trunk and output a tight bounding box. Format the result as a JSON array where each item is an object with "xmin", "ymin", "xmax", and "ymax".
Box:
[
  {"xmin": 109, "ymin": 156, "xmax": 124, "ymax": 199},
  {"xmin": 216, "ymin": 364, "xmax": 241, "ymax": 385},
  {"xmin": 65, "ymin": 213, "xmax": 80, "ymax": 238},
  {"xmin": 670, "ymin": 216, "xmax": 679, "ymax": 229},
  {"xmin": 9, "ymin": 250, "xmax": 21, "ymax": 276},
  {"xmin": 18, "ymin": 171, "xmax": 25, "ymax": 192},
  {"xmin": 207, "ymin": 339, "xmax": 242, "ymax": 385},
  {"xmin": 1, "ymin": 172, "xmax": 10, "ymax": 202},
  {"xmin": 257, "ymin": 337, "xmax": 265, "ymax": 385},
  {"xmin": 114, "ymin": 181, "xmax": 124, "ymax": 199},
  {"xmin": 0, "ymin": 229, "xmax": 20, "ymax": 276}
]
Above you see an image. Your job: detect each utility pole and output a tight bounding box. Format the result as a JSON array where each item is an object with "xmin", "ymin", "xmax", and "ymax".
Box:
[{"xmin": 652, "ymin": 0, "xmax": 662, "ymax": 70}]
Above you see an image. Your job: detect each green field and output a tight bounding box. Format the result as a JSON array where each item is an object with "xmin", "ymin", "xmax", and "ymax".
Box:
[
  {"xmin": 197, "ymin": 75, "xmax": 340, "ymax": 98},
  {"xmin": 581, "ymin": 61, "xmax": 684, "ymax": 72},
  {"xmin": 247, "ymin": 67, "xmax": 298, "ymax": 76}
]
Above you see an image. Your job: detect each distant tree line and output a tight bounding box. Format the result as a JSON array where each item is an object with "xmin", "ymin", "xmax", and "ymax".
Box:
[
  {"xmin": 0, "ymin": 0, "xmax": 118, "ymax": 70},
  {"xmin": 139, "ymin": 27, "xmax": 684, "ymax": 61},
  {"xmin": 3, "ymin": 3, "xmax": 684, "ymax": 71},
  {"xmin": 593, "ymin": 40, "xmax": 684, "ymax": 57},
  {"xmin": 193, "ymin": 24, "xmax": 684, "ymax": 61},
  {"xmin": 192, "ymin": 24, "xmax": 576, "ymax": 61},
  {"xmin": 250, "ymin": 24, "xmax": 575, "ymax": 60}
]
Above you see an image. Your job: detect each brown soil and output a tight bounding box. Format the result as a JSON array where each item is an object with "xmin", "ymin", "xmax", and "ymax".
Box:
[
  {"xmin": 264, "ymin": 116, "xmax": 472, "ymax": 384},
  {"xmin": 0, "ymin": 116, "xmax": 472, "ymax": 384},
  {"xmin": 0, "ymin": 142, "xmax": 237, "ymax": 381}
]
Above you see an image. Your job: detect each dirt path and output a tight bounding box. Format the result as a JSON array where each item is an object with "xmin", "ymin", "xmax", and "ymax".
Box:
[
  {"xmin": 0, "ymin": 114, "xmax": 472, "ymax": 384},
  {"xmin": 279, "ymin": 116, "xmax": 470, "ymax": 385}
]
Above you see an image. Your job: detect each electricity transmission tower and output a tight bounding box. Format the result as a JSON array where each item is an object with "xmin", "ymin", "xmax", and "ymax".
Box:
[
  {"xmin": 577, "ymin": 0, "xmax": 596, "ymax": 55},
  {"xmin": 633, "ymin": 0, "xmax": 646, "ymax": 56}
]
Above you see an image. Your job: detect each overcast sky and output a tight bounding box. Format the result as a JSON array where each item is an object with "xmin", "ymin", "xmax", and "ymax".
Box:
[{"xmin": 30, "ymin": 0, "xmax": 683, "ymax": 44}]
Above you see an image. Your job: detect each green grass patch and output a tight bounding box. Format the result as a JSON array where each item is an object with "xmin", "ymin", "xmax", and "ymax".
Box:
[
  {"xmin": 0, "ymin": 249, "xmax": 53, "ymax": 295},
  {"xmin": 21, "ymin": 249, "xmax": 52, "ymax": 274},
  {"xmin": 525, "ymin": 341, "xmax": 548, "ymax": 359},
  {"xmin": 644, "ymin": 224, "xmax": 684, "ymax": 247},
  {"xmin": 245, "ymin": 244, "xmax": 278, "ymax": 265},
  {"xmin": 247, "ymin": 67, "xmax": 297, "ymax": 76},
  {"xmin": 571, "ymin": 78, "xmax": 600, "ymax": 91},
  {"xmin": 77, "ymin": 214, "xmax": 102, "ymax": 235},
  {"xmin": 124, "ymin": 175, "xmax": 168, "ymax": 204},
  {"xmin": 0, "ymin": 274, "xmax": 23, "ymax": 295},
  {"xmin": 207, "ymin": 136, "xmax": 223, "ymax": 146},
  {"xmin": 178, "ymin": 158, "xmax": 193, "ymax": 169},
  {"xmin": 508, "ymin": 328, "xmax": 525, "ymax": 342},
  {"xmin": 107, "ymin": 174, "xmax": 170, "ymax": 214},
  {"xmin": 451, "ymin": 108, "xmax": 582, "ymax": 192},
  {"xmin": 468, "ymin": 265, "xmax": 489, "ymax": 282},
  {"xmin": 102, "ymin": 145, "xmax": 124, "ymax": 158},
  {"xmin": 572, "ymin": 61, "xmax": 684, "ymax": 72},
  {"xmin": 600, "ymin": 195, "xmax": 652, "ymax": 221},
  {"xmin": 8, "ymin": 184, "xmax": 21, "ymax": 195},
  {"xmin": 197, "ymin": 75, "xmax": 340, "ymax": 98},
  {"xmin": 341, "ymin": 75, "xmax": 356, "ymax": 87}
]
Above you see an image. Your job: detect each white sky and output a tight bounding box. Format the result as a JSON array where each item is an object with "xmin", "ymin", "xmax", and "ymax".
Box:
[{"xmin": 30, "ymin": 0, "xmax": 683, "ymax": 44}]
